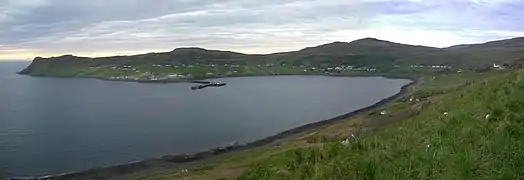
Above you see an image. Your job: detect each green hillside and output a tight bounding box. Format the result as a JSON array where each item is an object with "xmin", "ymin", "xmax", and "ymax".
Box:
[
  {"xmin": 239, "ymin": 71, "xmax": 524, "ymax": 179},
  {"xmin": 18, "ymin": 37, "xmax": 524, "ymax": 79}
]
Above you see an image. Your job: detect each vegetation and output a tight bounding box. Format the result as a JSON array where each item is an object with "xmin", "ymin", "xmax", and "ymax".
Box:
[
  {"xmin": 239, "ymin": 70, "xmax": 524, "ymax": 179},
  {"xmin": 18, "ymin": 37, "xmax": 524, "ymax": 79}
]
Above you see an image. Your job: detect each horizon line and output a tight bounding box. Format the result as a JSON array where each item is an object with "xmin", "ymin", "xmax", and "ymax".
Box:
[{"xmin": 1, "ymin": 36, "xmax": 521, "ymax": 61}]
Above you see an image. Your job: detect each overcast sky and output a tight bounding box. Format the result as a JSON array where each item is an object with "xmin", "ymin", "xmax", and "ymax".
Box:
[{"xmin": 1, "ymin": 0, "xmax": 524, "ymax": 60}]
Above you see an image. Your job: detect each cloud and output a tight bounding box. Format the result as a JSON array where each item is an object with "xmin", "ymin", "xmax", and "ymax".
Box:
[{"xmin": 1, "ymin": 0, "xmax": 524, "ymax": 60}]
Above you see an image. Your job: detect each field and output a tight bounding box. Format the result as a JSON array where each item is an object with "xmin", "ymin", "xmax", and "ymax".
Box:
[
  {"xmin": 126, "ymin": 70, "xmax": 513, "ymax": 180},
  {"xmin": 37, "ymin": 63, "xmax": 454, "ymax": 80}
]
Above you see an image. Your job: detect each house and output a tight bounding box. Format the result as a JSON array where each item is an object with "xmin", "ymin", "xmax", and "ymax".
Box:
[{"xmin": 493, "ymin": 64, "xmax": 503, "ymax": 69}]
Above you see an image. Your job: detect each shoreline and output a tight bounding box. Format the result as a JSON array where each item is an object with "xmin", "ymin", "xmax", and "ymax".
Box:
[
  {"xmin": 18, "ymin": 72, "xmax": 418, "ymax": 84},
  {"xmin": 7, "ymin": 75, "xmax": 418, "ymax": 180}
]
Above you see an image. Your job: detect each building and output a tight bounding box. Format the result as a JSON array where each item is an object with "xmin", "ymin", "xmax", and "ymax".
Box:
[{"xmin": 493, "ymin": 64, "xmax": 503, "ymax": 69}]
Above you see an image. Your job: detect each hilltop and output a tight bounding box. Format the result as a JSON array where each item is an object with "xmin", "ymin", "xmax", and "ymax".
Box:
[{"xmin": 18, "ymin": 37, "xmax": 524, "ymax": 80}]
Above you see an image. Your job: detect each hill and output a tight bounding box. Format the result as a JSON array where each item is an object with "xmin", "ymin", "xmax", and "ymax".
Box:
[
  {"xmin": 298, "ymin": 38, "xmax": 438, "ymax": 55},
  {"xmin": 447, "ymin": 37, "xmax": 524, "ymax": 50},
  {"xmin": 18, "ymin": 37, "xmax": 524, "ymax": 79}
]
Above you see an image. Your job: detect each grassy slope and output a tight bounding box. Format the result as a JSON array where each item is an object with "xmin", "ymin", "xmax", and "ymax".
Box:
[
  {"xmin": 133, "ymin": 71, "xmax": 503, "ymax": 180},
  {"xmin": 239, "ymin": 70, "xmax": 524, "ymax": 180}
]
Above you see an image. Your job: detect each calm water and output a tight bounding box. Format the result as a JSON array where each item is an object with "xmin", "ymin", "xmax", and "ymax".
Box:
[{"xmin": 0, "ymin": 62, "xmax": 411, "ymax": 177}]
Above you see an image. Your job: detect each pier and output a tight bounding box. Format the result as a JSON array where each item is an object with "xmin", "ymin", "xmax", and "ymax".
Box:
[{"xmin": 191, "ymin": 82, "xmax": 227, "ymax": 90}]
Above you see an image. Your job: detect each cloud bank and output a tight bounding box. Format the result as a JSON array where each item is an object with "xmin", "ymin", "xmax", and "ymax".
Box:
[{"xmin": 1, "ymin": 0, "xmax": 524, "ymax": 60}]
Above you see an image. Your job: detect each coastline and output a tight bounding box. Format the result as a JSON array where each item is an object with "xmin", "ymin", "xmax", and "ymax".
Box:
[
  {"xmin": 18, "ymin": 72, "xmax": 417, "ymax": 84},
  {"xmin": 7, "ymin": 75, "xmax": 418, "ymax": 180}
]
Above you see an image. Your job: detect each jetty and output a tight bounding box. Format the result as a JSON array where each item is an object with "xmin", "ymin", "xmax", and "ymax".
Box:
[
  {"xmin": 191, "ymin": 82, "xmax": 227, "ymax": 90},
  {"xmin": 136, "ymin": 79, "xmax": 220, "ymax": 84}
]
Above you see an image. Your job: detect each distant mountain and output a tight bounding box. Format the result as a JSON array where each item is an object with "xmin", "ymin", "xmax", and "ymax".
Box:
[
  {"xmin": 298, "ymin": 38, "xmax": 438, "ymax": 55},
  {"xmin": 433, "ymin": 37, "xmax": 524, "ymax": 67},
  {"xmin": 170, "ymin": 47, "xmax": 246, "ymax": 58},
  {"xmin": 264, "ymin": 38, "xmax": 443, "ymax": 70},
  {"xmin": 19, "ymin": 37, "xmax": 524, "ymax": 77},
  {"xmin": 447, "ymin": 37, "xmax": 524, "ymax": 50},
  {"xmin": 19, "ymin": 47, "xmax": 250, "ymax": 76}
]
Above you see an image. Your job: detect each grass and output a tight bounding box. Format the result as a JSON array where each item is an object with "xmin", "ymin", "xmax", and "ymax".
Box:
[
  {"xmin": 239, "ymin": 70, "xmax": 524, "ymax": 179},
  {"xmin": 134, "ymin": 145, "xmax": 298, "ymax": 180},
  {"xmin": 24, "ymin": 59, "xmax": 457, "ymax": 79}
]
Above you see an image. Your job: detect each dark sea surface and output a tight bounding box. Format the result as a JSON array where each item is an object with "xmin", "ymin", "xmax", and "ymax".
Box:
[{"xmin": 0, "ymin": 61, "xmax": 411, "ymax": 177}]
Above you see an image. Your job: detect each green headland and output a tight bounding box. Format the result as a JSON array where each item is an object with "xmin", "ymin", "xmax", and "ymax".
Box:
[{"xmin": 18, "ymin": 37, "xmax": 524, "ymax": 81}]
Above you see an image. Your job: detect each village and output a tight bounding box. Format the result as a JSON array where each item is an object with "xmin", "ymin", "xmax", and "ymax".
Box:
[{"xmin": 90, "ymin": 62, "xmax": 476, "ymax": 81}]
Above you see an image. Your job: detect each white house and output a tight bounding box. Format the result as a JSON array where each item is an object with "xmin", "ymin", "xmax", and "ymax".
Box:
[{"xmin": 493, "ymin": 64, "xmax": 504, "ymax": 69}]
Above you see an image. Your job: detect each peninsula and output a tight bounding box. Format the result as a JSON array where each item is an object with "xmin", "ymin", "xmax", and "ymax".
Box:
[{"xmin": 18, "ymin": 37, "xmax": 524, "ymax": 81}]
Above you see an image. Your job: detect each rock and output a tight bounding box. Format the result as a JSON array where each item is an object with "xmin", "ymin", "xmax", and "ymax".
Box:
[
  {"xmin": 341, "ymin": 139, "xmax": 350, "ymax": 146},
  {"xmin": 213, "ymin": 147, "xmax": 228, "ymax": 154},
  {"xmin": 161, "ymin": 154, "xmax": 197, "ymax": 163}
]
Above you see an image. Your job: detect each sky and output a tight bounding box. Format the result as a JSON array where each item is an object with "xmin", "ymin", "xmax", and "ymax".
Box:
[{"xmin": 1, "ymin": 0, "xmax": 524, "ymax": 60}]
